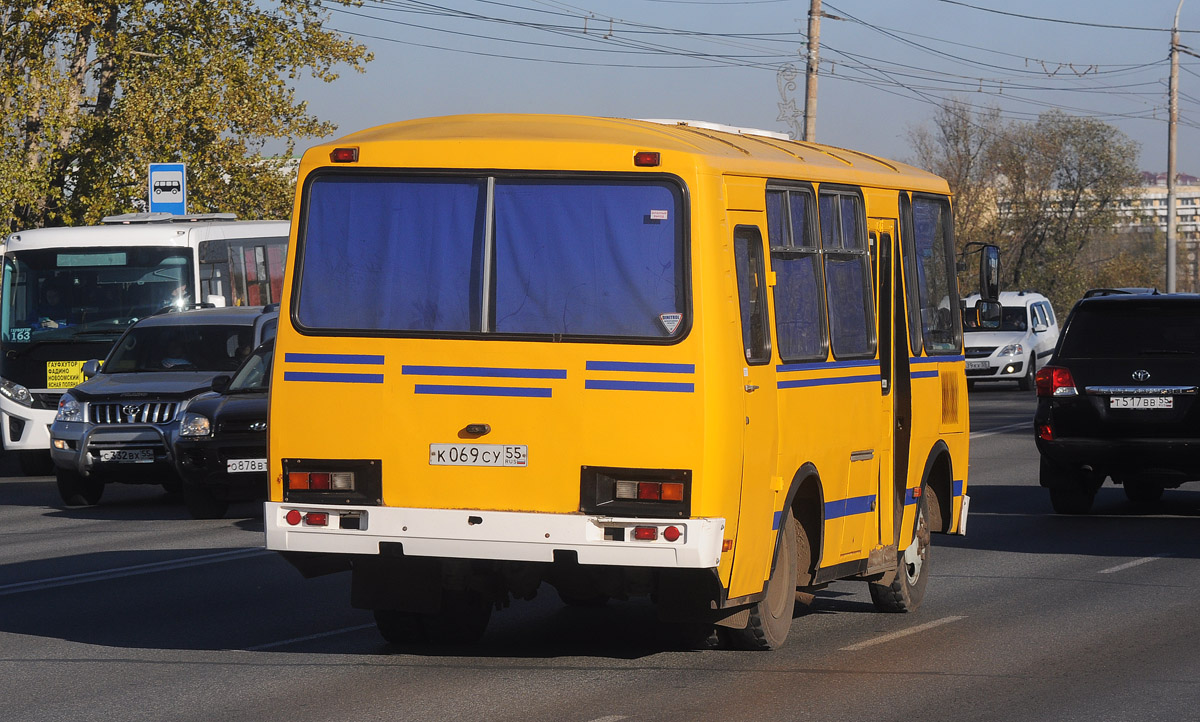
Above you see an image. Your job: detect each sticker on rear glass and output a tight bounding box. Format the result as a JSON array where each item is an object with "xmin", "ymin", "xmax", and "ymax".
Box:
[
  {"xmin": 659, "ymin": 313, "xmax": 683, "ymax": 334},
  {"xmin": 649, "ymin": 209, "xmax": 669, "ymax": 220}
]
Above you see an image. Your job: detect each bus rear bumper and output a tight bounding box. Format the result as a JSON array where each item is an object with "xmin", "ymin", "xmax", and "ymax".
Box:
[{"xmin": 264, "ymin": 503, "xmax": 725, "ymax": 569}]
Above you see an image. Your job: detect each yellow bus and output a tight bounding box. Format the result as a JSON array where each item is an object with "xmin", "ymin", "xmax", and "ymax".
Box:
[{"xmin": 265, "ymin": 115, "xmax": 997, "ymax": 649}]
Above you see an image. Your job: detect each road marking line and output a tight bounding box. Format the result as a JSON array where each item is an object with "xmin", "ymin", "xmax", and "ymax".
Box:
[
  {"xmin": 585, "ymin": 717, "xmax": 629, "ymax": 722},
  {"xmin": 246, "ymin": 623, "xmax": 377, "ymax": 651},
  {"xmin": 840, "ymin": 615, "xmax": 966, "ymax": 651},
  {"xmin": 0, "ymin": 548, "xmax": 270, "ymax": 597},
  {"xmin": 969, "ymin": 422, "xmax": 1028, "ymax": 439},
  {"xmin": 1099, "ymin": 555, "xmax": 1169, "ymax": 574}
]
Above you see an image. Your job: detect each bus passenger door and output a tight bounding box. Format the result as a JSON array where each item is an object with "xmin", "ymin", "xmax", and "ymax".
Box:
[
  {"xmin": 889, "ymin": 222, "xmax": 914, "ymax": 548},
  {"xmin": 869, "ymin": 218, "xmax": 901, "ymax": 549},
  {"xmin": 729, "ymin": 224, "xmax": 780, "ymax": 599}
]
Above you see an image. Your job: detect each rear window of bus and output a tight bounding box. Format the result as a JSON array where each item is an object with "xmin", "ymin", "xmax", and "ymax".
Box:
[{"xmin": 294, "ymin": 173, "xmax": 688, "ymax": 341}]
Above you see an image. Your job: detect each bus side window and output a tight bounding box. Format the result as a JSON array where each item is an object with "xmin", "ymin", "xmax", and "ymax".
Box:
[
  {"xmin": 766, "ymin": 187, "xmax": 826, "ymax": 362},
  {"xmin": 734, "ymin": 226, "xmax": 771, "ymax": 364},
  {"xmin": 819, "ymin": 189, "xmax": 876, "ymax": 359}
]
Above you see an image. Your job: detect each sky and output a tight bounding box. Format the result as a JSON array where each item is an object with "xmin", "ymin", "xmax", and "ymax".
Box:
[{"xmin": 286, "ymin": 0, "xmax": 1200, "ymax": 175}]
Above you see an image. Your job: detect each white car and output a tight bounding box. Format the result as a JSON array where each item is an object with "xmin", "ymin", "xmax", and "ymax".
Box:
[{"xmin": 962, "ymin": 291, "xmax": 1059, "ymax": 390}]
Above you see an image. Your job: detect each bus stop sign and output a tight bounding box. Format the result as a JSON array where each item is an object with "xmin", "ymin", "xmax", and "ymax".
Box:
[{"xmin": 148, "ymin": 163, "xmax": 186, "ymax": 214}]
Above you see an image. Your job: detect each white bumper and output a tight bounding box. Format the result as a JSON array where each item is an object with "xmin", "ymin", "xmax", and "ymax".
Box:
[
  {"xmin": 0, "ymin": 397, "xmax": 55, "ymax": 452},
  {"xmin": 265, "ymin": 503, "xmax": 726, "ymax": 569}
]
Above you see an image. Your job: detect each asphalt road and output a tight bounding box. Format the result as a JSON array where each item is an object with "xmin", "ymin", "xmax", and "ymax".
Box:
[{"xmin": 3, "ymin": 385, "xmax": 1199, "ymax": 722}]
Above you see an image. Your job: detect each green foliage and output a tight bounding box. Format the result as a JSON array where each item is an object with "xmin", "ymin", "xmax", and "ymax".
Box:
[
  {"xmin": 908, "ymin": 100, "xmax": 1146, "ymax": 313},
  {"xmin": 0, "ymin": 0, "xmax": 372, "ymax": 231}
]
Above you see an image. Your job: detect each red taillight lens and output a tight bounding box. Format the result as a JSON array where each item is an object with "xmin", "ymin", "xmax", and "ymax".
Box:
[
  {"xmin": 285, "ymin": 509, "xmax": 302, "ymax": 526},
  {"xmin": 1038, "ymin": 424, "xmax": 1054, "ymax": 441},
  {"xmin": 309, "ymin": 472, "xmax": 331, "ymax": 490},
  {"xmin": 1035, "ymin": 366, "xmax": 1077, "ymax": 397},
  {"xmin": 662, "ymin": 525, "xmax": 681, "ymax": 542},
  {"xmin": 637, "ymin": 482, "xmax": 661, "ymax": 500},
  {"xmin": 304, "ymin": 512, "xmax": 329, "ymax": 527},
  {"xmin": 633, "ymin": 526, "xmax": 658, "ymax": 541}
]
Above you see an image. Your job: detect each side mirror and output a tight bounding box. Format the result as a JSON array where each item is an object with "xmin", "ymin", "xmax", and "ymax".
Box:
[
  {"xmin": 976, "ymin": 300, "xmax": 1001, "ymax": 330},
  {"xmin": 979, "ymin": 245, "xmax": 1000, "ymax": 302},
  {"xmin": 211, "ymin": 374, "xmax": 231, "ymax": 393},
  {"xmin": 82, "ymin": 360, "xmax": 100, "ymax": 379},
  {"xmin": 1033, "ymin": 321, "xmax": 1049, "ymax": 333},
  {"xmin": 205, "ymin": 294, "xmax": 227, "ymax": 308}
]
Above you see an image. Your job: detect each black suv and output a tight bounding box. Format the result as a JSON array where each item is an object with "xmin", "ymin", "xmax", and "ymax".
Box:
[
  {"xmin": 49, "ymin": 306, "xmax": 278, "ymax": 506},
  {"xmin": 173, "ymin": 339, "xmax": 273, "ymax": 519},
  {"xmin": 1034, "ymin": 292, "xmax": 1200, "ymax": 514}
]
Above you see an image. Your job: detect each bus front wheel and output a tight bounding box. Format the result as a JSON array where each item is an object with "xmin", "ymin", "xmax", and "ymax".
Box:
[{"xmin": 869, "ymin": 493, "xmax": 930, "ymax": 613}]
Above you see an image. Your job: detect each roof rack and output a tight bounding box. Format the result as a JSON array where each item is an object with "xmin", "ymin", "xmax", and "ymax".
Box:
[
  {"xmin": 1082, "ymin": 287, "xmax": 1160, "ymax": 298},
  {"xmin": 101, "ymin": 212, "xmax": 238, "ymax": 225},
  {"xmin": 152, "ymin": 302, "xmax": 217, "ymax": 316}
]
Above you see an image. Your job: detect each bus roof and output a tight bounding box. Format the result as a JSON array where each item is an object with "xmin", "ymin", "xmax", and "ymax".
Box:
[
  {"xmin": 5, "ymin": 220, "xmax": 289, "ymax": 252},
  {"xmin": 306, "ymin": 114, "xmax": 949, "ymax": 194}
]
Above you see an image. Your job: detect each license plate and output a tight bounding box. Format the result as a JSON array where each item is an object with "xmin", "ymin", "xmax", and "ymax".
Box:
[
  {"xmin": 1110, "ymin": 396, "xmax": 1173, "ymax": 410},
  {"xmin": 429, "ymin": 444, "xmax": 528, "ymax": 467},
  {"xmin": 227, "ymin": 458, "xmax": 267, "ymax": 473},
  {"xmin": 965, "ymin": 360, "xmax": 990, "ymax": 371},
  {"xmin": 99, "ymin": 449, "xmax": 153, "ymax": 463}
]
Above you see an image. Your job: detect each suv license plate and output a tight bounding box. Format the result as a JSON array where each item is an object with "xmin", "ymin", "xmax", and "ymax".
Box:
[
  {"xmin": 1110, "ymin": 396, "xmax": 1173, "ymax": 410},
  {"xmin": 429, "ymin": 444, "xmax": 528, "ymax": 467},
  {"xmin": 965, "ymin": 360, "xmax": 989, "ymax": 371},
  {"xmin": 100, "ymin": 449, "xmax": 153, "ymax": 463},
  {"xmin": 227, "ymin": 458, "xmax": 267, "ymax": 473}
]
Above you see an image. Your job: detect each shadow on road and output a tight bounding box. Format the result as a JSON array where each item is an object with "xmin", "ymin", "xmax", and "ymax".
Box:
[{"xmin": 940, "ymin": 482, "xmax": 1200, "ymax": 559}]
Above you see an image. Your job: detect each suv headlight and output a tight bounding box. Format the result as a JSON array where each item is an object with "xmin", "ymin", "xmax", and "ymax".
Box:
[
  {"xmin": 179, "ymin": 412, "xmax": 212, "ymax": 438},
  {"xmin": 997, "ymin": 343, "xmax": 1024, "ymax": 357},
  {"xmin": 55, "ymin": 393, "xmax": 84, "ymax": 422},
  {"xmin": 0, "ymin": 378, "xmax": 33, "ymax": 407}
]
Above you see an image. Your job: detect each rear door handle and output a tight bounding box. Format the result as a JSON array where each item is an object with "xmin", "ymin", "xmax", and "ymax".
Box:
[{"xmin": 745, "ymin": 384, "xmax": 760, "ymax": 392}]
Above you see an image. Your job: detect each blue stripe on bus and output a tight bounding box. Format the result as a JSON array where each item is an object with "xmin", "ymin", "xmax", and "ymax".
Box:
[
  {"xmin": 910, "ymin": 370, "xmax": 939, "ymax": 379},
  {"xmin": 586, "ymin": 360, "xmax": 695, "ymax": 374},
  {"xmin": 777, "ymin": 359, "xmax": 879, "ymax": 373},
  {"xmin": 284, "ymin": 353, "xmax": 385, "ymax": 365},
  {"xmin": 403, "ymin": 365, "xmax": 567, "ymax": 379},
  {"xmin": 772, "ymin": 509, "xmax": 784, "ymax": 530},
  {"xmin": 905, "ymin": 488, "xmax": 919, "ymax": 506},
  {"xmin": 825, "ymin": 495, "xmax": 876, "ymax": 520},
  {"xmin": 584, "ymin": 380, "xmax": 695, "ymax": 393},
  {"xmin": 284, "ymin": 371, "xmax": 384, "ymax": 384},
  {"xmin": 954, "ymin": 479, "xmax": 964, "ymax": 497},
  {"xmin": 414, "ymin": 384, "xmax": 552, "ymax": 398},
  {"xmin": 909, "ymin": 355, "xmax": 965, "ymax": 364},
  {"xmin": 778, "ymin": 373, "xmax": 881, "ymax": 390}
]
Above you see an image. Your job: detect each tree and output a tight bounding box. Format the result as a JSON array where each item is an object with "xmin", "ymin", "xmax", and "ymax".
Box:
[
  {"xmin": 909, "ymin": 101, "xmax": 1143, "ymax": 312},
  {"xmin": 0, "ymin": 1, "xmax": 373, "ymax": 232}
]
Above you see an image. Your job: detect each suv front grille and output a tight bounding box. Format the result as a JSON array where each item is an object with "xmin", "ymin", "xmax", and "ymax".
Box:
[
  {"xmin": 966, "ymin": 346, "xmax": 996, "ymax": 358},
  {"xmin": 89, "ymin": 401, "xmax": 179, "ymax": 425}
]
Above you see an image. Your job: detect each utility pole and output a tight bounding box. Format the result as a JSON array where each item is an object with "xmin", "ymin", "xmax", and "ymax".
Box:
[
  {"xmin": 803, "ymin": 0, "xmax": 821, "ymax": 142},
  {"xmin": 1168, "ymin": 0, "xmax": 1183, "ymax": 293}
]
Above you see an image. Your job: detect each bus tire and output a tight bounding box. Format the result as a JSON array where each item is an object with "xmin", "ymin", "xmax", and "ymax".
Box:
[
  {"xmin": 374, "ymin": 591, "xmax": 492, "ymax": 646},
  {"xmin": 723, "ymin": 512, "xmax": 798, "ymax": 650},
  {"xmin": 56, "ymin": 468, "xmax": 104, "ymax": 506},
  {"xmin": 183, "ymin": 483, "xmax": 229, "ymax": 519},
  {"xmin": 869, "ymin": 493, "xmax": 930, "ymax": 613}
]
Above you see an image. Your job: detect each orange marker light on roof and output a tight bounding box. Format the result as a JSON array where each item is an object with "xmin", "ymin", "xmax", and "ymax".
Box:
[
  {"xmin": 330, "ymin": 147, "xmax": 359, "ymax": 163},
  {"xmin": 633, "ymin": 151, "xmax": 660, "ymax": 167}
]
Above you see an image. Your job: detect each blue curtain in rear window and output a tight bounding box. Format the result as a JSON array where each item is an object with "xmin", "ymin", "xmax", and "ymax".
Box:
[
  {"xmin": 492, "ymin": 180, "xmax": 682, "ymax": 337},
  {"xmin": 296, "ymin": 175, "xmax": 486, "ymax": 331}
]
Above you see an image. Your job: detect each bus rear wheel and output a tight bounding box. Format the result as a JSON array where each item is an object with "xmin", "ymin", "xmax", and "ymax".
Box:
[
  {"xmin": 723, "ymin": 512, "xmax": 798, "ymax": 650},
  {"xmin": 870, "ymin": 493, "xmax": 930, "ymax": 613}
]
